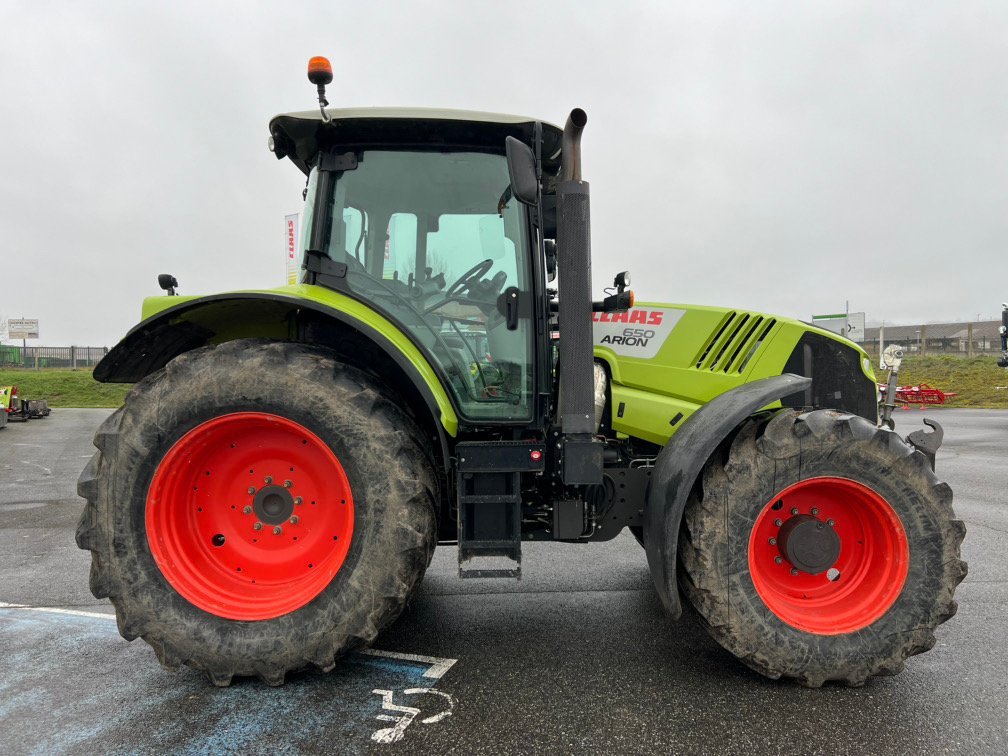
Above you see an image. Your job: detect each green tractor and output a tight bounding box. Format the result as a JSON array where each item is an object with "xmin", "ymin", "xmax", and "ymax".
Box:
[
  {"xmin": 2, "ymin": 385, "xmax": 29, "ymax": 423},
  {"xmin": 77, "ymin": 57, "xmax": 965, "ymax": 688},
  {"xmin": 0, "ymin": 386, "xmax": 10, "ymax": 428}
]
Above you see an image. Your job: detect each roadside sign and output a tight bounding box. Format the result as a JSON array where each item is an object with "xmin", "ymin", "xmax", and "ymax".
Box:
[
  {"xmin": 7, "ymin": 318, "xmax": 39, "ymax": 340},
  {"xmin": 813, "ymin": 312, "xmax": 865, "ymax": 343}
]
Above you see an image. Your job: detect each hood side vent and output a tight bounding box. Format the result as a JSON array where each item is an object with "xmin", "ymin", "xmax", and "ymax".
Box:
[
  {"xmin": 703, "ymin": 314, "xmax": 750, "ymax": 371},
  {"xmin": 693, "ymin": 313, "xmax": 778, "ymax": 374},
  {"xmin": 728, "ymin": 317, "xmax": 776, "ymax": 373},
  {"xmin": 693, "ymin": 312, "xmax": 737, "ymax": 369},
  {"xmin": 709, "ymin": 314, "xmax": 753, "ymax": 371}
]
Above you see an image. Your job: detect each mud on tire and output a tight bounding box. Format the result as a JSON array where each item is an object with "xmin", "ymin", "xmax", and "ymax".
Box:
[
  {"xmin": 677, "ymin": 409, "xmax": 967, "ymax": 687},
  {"xmin": 75, "ymin": 340, "xmax": 438, "ymax": 686}
]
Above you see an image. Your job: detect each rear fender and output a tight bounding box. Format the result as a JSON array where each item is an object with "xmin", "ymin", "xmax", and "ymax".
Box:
[
  {"xmin": 94, "ymin": 292, "xmax": 458, "ymax": 467},
  {"xmin": 643, "ymin": 373, "xmax": 812, "ymax": 617}
]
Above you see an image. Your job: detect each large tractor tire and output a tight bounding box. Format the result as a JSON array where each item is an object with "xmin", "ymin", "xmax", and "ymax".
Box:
[
  {"xmin": 76, "ymin": 340, "xmax": 438, "ymax": 686},
  {"xmin": 678, "ymin": 409, "xmax": 967, "ymax": 687}
]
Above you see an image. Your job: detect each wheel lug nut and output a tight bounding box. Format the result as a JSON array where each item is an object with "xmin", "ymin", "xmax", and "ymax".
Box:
[
  {"xmin": 774, "ymin": 556, "xmax": 783, "ymax": 565},
  {"xmin": 811, "ymin": 507, "xmax": 819, "ymax": 515},
  {"xmin": 243, "ymin": 505, "xmax": 252, "ymax": 515},
  {"xmin": 790, "ymin": 508, "xmax": 799, "ymax": 515},
  {"xmin": 827, "ymin": 519, "xmax": 835, "ymax": 527},
  {"xmin": 294, "ymin": 496, "xmax": 303, "ymax": 505},
  {"xmin": 284, "ymin": 480, "xmax": 293, "ymax": 488},
  {"xmin": 273, "ymin": 526, "xmax": 283, "ymax": 535},
  {"xmin": 790, "ymin": 568, "xmax": 799, "ymax": 576},
  {"xmin": 774, "ymin": 519, "xmax": 783, "ymax": 527},
  {"xmin": 253, "ymin": 522, "xmax": 263, "ymax": 531},
  {"xmin": 248, "ymin": 487, "xmax": 256, "ymax": 495},
  {"xmin": 768, "ymin": 537, "xmax": 777, "ymax": 545},
  {"xmin": 289, "ymin": 515, "xmax": 299, "ymax": 525},
  {"xmin": 264, "ymin": 476, "xmax": 273, "ymax": 485}
]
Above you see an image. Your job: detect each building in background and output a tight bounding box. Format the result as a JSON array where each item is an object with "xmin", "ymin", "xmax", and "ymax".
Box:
[{"xmin": 860, "ymin": 320, "xmax": 1002, "ymax": 356}]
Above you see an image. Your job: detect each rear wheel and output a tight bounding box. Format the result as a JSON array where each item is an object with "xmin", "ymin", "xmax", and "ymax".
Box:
[
  {"xmin": 76, "ymin": 340, "xmax": 438, "ymax": 686},
  {"xmin": 678, "ymin": 409, "xmax": 967, "ymax": 686}
]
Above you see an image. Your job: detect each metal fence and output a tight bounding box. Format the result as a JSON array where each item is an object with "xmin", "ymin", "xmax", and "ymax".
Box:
[
  {"xmin": 0, "ymin": 345, "xmax": 109, "ymax": 369},
  {"xmin": 859, "ymin": 320, "xmax": 1002, "ymax": 358}
]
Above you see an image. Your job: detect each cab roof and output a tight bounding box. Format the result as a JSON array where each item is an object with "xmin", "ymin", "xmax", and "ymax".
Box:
[{"xmin": 268, "ymin": 107, "xmax": 564, "ymax": 175}]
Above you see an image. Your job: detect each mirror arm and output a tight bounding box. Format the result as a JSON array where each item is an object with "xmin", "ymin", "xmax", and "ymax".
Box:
[{"xmin": 497, "ymin": 185, "xmax": 513, "ymax": 216}]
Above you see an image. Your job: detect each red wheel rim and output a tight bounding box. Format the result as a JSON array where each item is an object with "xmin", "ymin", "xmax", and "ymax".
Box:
[
  {"xmin": 146, "ymin": 412, "xmax": 354, "ymax": 621},
  {"xmin": 747, "ymin": 477, "xmax": 909, "ymax": 635}
]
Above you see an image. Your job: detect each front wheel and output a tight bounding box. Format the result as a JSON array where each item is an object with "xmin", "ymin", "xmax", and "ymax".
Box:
[
  {"xmin": 678, "ymin": 409, "xmax": 967, "ymax": 687},
  {"xmin": 76, "ymin": 340, "xmax": 438, "ymax": 686}
]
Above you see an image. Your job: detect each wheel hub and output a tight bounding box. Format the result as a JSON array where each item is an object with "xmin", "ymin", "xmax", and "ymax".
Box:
[
  {"xmin": 145, "ymin": 412, "xmax": 355, "ymax": 621},
  {"xmin": 777, "ymin": 514, "xmax": 840, "ymax": 575},
  {"xmin": 253, "ymin": 485, "xmax": 295, "ymax": 525},
  {"xmin": 747, "ymin": 476, "xmax": 910, "ymax": 635}
]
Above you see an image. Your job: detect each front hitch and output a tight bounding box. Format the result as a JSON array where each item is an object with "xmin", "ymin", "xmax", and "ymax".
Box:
[{"xmin": 906, "ymin": 418, "xmax": 943, "ymax": 471}]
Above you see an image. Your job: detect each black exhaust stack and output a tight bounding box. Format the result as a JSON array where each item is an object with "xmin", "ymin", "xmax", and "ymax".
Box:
[{"xmin": 555, "ymin": 109, "xmax": 602, "ymax": 485}]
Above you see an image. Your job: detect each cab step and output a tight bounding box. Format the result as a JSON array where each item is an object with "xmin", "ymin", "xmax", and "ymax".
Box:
[{"xmin": 455, "ymin": 441, "xmax": 545, "ymax": 580}]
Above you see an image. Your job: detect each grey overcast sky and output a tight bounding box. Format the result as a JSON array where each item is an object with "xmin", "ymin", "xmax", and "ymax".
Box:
[{"xmin": 1, "ymin": 1, "xmax": 1005, "ymax": 346}]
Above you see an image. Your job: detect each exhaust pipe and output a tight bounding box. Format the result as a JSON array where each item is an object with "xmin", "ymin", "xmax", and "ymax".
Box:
[
  {"xmin": 555, "ymin": 108, "xmax": 602, "ymax": 484},
  {"xmin": 559, "ymin": 108, "xmax": 588, "ymax": 182}
]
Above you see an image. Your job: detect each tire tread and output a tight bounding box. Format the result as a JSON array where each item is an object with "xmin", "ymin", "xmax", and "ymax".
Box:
[
  {"xmin": 679, "ymin": 409, "xmax": 967, "ymax": 686},
  {"xmin": 75, "ymin": 340, "xmax": 439, "ymax": 685}
]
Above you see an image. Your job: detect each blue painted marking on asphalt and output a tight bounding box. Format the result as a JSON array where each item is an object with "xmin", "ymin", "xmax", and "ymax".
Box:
[
  {"xmin": 0, "ymin": 608, "xmax": 454, "ymax": 754},
  {"xmin": 344, "ymin": 654, "xmax": 432, "ymax": 680}
]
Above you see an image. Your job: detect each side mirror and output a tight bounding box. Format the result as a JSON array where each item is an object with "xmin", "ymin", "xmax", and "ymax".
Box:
[
  {"xmin": 505, "ymin": 136, "xmax": 538, "ymax": 206},
  {"xmin": 158, "ymin": 273, "xmax": 179, "ymax": 296}
]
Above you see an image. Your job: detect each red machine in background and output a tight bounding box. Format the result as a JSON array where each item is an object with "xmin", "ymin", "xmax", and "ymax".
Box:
[{"xmin": 878, "ymin": 382, "xmax": 957, "ymax": 409}]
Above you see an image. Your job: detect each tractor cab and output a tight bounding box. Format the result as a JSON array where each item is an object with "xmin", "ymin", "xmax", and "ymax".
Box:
[{"xmin": 269, "ymin": 109, "xmax": 563, "ymax": 424}]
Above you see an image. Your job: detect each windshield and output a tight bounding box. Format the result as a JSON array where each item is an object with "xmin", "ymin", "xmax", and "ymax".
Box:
[{"xmin": 302, "ymin": 150, "xmax": 534, "ymax": 422}]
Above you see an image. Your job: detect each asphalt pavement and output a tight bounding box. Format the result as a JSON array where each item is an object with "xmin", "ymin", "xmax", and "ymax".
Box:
[{"xmin": 1, "ymin": 408, "xmax": 1006, "ymax": 754}]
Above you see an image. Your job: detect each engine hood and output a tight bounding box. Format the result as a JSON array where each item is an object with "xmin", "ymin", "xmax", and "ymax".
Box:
[{"xmin": 592, "ymin": 301, "xmax": 877, "ymax": 446}]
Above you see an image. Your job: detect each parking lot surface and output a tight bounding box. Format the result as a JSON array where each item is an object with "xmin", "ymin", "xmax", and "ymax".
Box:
[{"xmin": 1, "ymin": 408, "xmax": 1006, "ymax": 754}]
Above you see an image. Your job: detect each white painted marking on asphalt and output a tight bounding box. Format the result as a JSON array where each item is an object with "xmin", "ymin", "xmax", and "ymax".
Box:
[
  {"xmin": 357, "ymin": 648, "xmax": 458, "ymax": 679},
  {"xmin": 0, "ymin": 601, "xmax": 115, "ymax": 620},
  {"xmin": 370, "ymin": 688, "xmax": 455, "ymax": 744},
  {"xmin": 407, "ymin": 688, "xmax": 455, "ymax": 724},
  {"xmin": 21, "ymin": 461, "xmax": 52, "ymax": 475},
  {"xmin": 371, "ymin": 689, "xmax": 421, "ymax": 744}
]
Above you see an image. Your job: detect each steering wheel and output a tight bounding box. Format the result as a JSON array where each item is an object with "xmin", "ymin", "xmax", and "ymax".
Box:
[{"xmin": 445, "ymin": 259, "xmax": 495, "ymax": 298}]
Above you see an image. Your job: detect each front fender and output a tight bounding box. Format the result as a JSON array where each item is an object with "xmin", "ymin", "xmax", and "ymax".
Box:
[{"xmin": 643, "ymin": 373, "xmax": 812, "ymax": 618}]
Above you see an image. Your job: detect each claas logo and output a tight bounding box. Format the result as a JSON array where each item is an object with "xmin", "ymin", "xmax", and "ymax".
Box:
[
  {"xmin": 592, "ymin": 309, "xmax": 664, "ymax": 326},
  {"xmin": 287, "ymin": 220, "xmax": 297, "ymax": 259}
]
